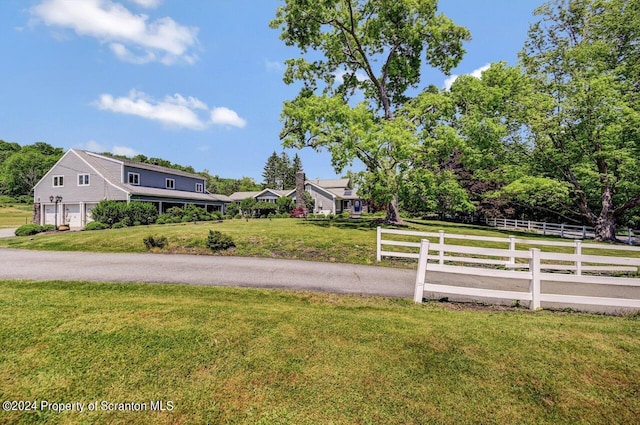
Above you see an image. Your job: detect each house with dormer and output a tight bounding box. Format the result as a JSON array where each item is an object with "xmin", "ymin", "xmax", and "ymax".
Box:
[{"xmin": 33, "ymin": 149, "xmax": 231, "ymax": 228}]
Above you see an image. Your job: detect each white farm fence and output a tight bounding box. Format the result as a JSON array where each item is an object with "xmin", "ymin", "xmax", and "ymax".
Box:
[
  {"xmin": 482, "ymin": 217, "xmax": 636, "ymax": 244},
  {"xmin": 376, "ymin": 227, "xmax": 640, "ymax": 311}
]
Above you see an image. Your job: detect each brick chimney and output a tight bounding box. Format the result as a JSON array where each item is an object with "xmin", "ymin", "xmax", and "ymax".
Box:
[{"xmin": 295, "ymin": 171, "xmax": 306, "ymax": 212}]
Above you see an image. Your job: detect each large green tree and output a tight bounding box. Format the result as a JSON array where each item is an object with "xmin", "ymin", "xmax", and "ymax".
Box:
[
  {"xmin": 519, "ymin": 0, "xmax": 640, "ymax": 241},
  {"xmin": 271, "ymin": 0, "xmax": 470, "ymax": 223},
  {"xmin": 0, "ymin": 142, "xmax": 63, "ymax": 197}
]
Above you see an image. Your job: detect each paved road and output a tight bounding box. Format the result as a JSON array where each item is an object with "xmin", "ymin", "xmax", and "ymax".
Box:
[
  {"xmin": 1, "ymin": 246, "xmax": 638, "ymax": 313},
  {"xmin": 0, "ymin": 248, "xmax": 417, "ymax": 298}
]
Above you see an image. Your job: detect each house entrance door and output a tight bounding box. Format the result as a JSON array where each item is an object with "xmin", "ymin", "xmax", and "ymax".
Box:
[{"xmin": 354, "ymin": 200, "xmax": 362, "ymax": 214}]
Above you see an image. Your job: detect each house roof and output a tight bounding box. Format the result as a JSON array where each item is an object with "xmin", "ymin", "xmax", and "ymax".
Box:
[
  {"xmin": 73, "ymin": 149, "xmax": 231, "ymax": 203},
  {"xmin": 308, "ymin": 178, "xmax": 351, "ymax": 189},
  {"xmin": 125, "ymin": 185, "xmax": 231, "ymax": 203},
  {"xmin": 229, "ymin": 191, "xmax": 262, "ymax": 201}
]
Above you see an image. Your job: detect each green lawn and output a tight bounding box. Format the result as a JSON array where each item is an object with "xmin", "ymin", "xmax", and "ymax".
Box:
[
  {"xmin": 0, "ymin": 280, "xmax": 638, "ymax": 425},
  {"xmin": 1, "ymin": 217, "xmax": 638, "ymax": 265},
  {"xmin": 0, "ymin": 204, "xmax": 32, "ymax": 228}
]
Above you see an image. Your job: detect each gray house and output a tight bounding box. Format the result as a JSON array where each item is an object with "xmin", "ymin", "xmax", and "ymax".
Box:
[
  {"xmin": 229, "ymin": 178, "xmax": 368, "ymax": 216},
  {"xmin": 33, "ymin": 149, "xmax": 231, "ymax": 228}
]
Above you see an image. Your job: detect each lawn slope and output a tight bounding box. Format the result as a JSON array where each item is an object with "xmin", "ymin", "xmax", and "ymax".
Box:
[{"xmin": 0, "ymin": 281, "xmax": 638, "ymax": 424}]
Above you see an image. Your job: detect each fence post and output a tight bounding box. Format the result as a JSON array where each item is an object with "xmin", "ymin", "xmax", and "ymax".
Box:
[
  {"xmin": 582, "ymin": 226, "xmax": 586, "ymax": 239},
  {"xmin": 414, "ymin": 239, "xmax": 430, "ymax": 303},
  {"xmin": 503, "ymin": 218, "xmax": 507, "ymax": 229},
  {"xmin": 628, "ymin": 228, "xmax": 633, "ymax": 245},
  {"xmin": 560, "ymin": 223, "xmax": 565, "ymax": 238},
  {"xmin": 574, "ymin": 240, "xmax": 582, "ymax": 275},
  {"xmin": 529, "ymin": 248, "xmax": 541, "ymax": 310},
  {"xmin": 515, "ymin": 218, "xmax": 518, "ymax": 229},
  {"xmin": 439, "ymin": 230, "xmax": 445, "ymax": 265},
  {"xmin": 528, "ymin": 220, "xmax": 531, "ymax": 231},
  {"xmin": 509, "ymin": 235, "xmax": 516, "ymax": 265},
  {"xmin": 543, "ymin": 222, "xmax": 546, "ymax": 236},
  {"xmin": 376, "ymin": 226, "xmax": 382, "ymax": 262}
]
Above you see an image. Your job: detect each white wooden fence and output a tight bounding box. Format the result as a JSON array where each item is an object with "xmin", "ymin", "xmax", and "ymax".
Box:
[
  {"xmin": 376, "ymin": 227, "xmax": 640, "ymax": 311},
  {"xmin": 482, "ymin": 217, "xmax": 636, "ymax": 244}
]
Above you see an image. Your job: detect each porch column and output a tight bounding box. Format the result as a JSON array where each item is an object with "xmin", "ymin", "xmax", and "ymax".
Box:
[
  {"xmin": 158, "ymin": 201, "xmax": 163, "ymax": 214},
  {"xmin": 80, "ymin": 202, "xmax": 86, "ymax": 227}
]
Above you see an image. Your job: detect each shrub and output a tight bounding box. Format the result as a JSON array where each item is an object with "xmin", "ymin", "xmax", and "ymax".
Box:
[
  {"xmin": 15, "ymin": 224, "xmax": 46, "ymax": 236},
  {"xmin": 143, "ymin": 234, "xmax": 168, "ymax": 250},
  {"xmin": 41, "ymin": 224, "xmax": 55, "ymax": 232},
  {"xmin": 234, "ymin": 214, "xmax": 242, "ymax": 220},
  {"xmin": 91, "ymin": 200, "xmax": 128, "ymax": 225},
  {"xmin": 112, "ymin": 221, "xmax": 127, "ymax": 229},
  {"xmin": 85, "ymin": 222, "xmax": 109, "ymax": 231},
  {"xmin": 206, "ymin": 230, "xmax": 235, "ymax": 251},
  {"xmin": 128, "ymin": 201, "xmax": 158, "ymax": 225}
]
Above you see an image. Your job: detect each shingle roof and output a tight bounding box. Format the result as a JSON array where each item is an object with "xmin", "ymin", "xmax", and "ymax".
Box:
[
  {"xmin": 229, "ymin": 191, "xmax": 262, "ymax": 201},
  {"xmin": 74, "ymin": 149, "xmax": 231, "ymax": 203}
]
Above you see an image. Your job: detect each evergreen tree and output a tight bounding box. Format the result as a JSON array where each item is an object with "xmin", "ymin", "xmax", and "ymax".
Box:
[{"xmin": 262, "ymin": 151, "xmax": 281, "ymax": 189}]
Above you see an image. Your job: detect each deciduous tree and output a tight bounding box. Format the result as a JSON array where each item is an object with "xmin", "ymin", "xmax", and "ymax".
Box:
[
  {"xmin": 520, "ymin": 0, "xmax": 640, "ymax": 241},
  {"xmin": 271, "ymin": 0, "xmax": 470, "ymax": 223}
]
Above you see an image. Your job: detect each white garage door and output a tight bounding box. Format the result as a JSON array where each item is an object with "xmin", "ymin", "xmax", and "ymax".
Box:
[
  {"xmin": 64, "ymin": 204, "xmax": 81, "ymax": 228},
  {"xmin": 44, "ymin": 205, "xmax": 57, "ymax": 226}
]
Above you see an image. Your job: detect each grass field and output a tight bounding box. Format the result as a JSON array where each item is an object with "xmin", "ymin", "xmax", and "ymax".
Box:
[
  {"xmin": 1, "ymin": 217, "xmax": 638, "ymax": 266},
  {"xmin": 0, "ymin": 204, "xmax": 32, "ymax": 228},
  {"xmin": 0, "ymin": 280, "xmax": 638, "ymax": 424}
]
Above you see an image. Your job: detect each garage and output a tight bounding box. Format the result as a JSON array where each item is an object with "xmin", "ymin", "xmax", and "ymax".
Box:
[
  {"xmin": 63, "ymin": 204, "xmax": 82, "ymax": 228},
  {"xmin": 44, "ymin": 205, "xmax": 57, "ymax": 226}
]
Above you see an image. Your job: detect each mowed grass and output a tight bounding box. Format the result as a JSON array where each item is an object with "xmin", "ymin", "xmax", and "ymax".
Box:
[
  {"xmin": 1, "ymin": 217, "xmax": 638, "ymax": 266},
  {"xmin": 0, "ymin": 280, "xmax": 638, "ymax": 425},
  {"xmin": 0, "ymin": 204, "xmax": 32, "ymax": 228}
]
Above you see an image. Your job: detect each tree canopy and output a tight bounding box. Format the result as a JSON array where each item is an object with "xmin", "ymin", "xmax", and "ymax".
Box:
[
  {"xmin": 271, "ymin": 0, "xmax": 470, "ymax": 222},
  {"xmin": 517, "ymin": 0, "xmax": 640, "ymax": 240}
]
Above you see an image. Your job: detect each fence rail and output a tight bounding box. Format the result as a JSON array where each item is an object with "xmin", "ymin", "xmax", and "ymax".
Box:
[
  {"xmin": 377, "ymin": 227, "xmax": 640, "ymax": 275},
  {"xmin": 413, "ymin": 240, "xmax": 640, "ymax": 311},
  {"xmin": 376, "ymin": 227, "xmax": 640, "ymax": 311},
  {"xmin": 482, "ymin": 217, "xmax": 636, "ymax": 244}
]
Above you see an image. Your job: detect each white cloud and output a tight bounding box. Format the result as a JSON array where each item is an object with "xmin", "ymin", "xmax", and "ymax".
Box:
[
  {"xmin": 82, "ymin": 140, "xmax": 108, "ymax": 152},
  {"xmin": 210, "ymin": 107, "xmax": 247, "ymax": 128},
  {"xmin": 128, "ymin": 0, "xmax": 162, "ymax": 8},
  {"xmin": 93, "ymin": 90, "xmax": 247, "ymax": 130},
  {"xmin": 31, "ymin": 0, "xmax": 198, "ymax": 65},
  {"xmin": 334, "ymin": 69, "xmax": 368, "ymax": 84},
  {"xmin": 443, "ymin": 63, "xmax": 491, "ymax": 90},
  {"xmin": 112, "ymin": 145, "xmax": 139, "ymax": 156},
  {"xmin": 77, "ymin": 140, "xmax": 138, "ymax": 156},
  {"xmin": 265, "ymin": 60, "xmax": 285, "ymax": 72}
]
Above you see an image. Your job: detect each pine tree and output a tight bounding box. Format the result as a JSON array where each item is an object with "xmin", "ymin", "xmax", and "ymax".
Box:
[{"xmin": 262, "ymin": 151, "xmax": 280, "ymax": 189}]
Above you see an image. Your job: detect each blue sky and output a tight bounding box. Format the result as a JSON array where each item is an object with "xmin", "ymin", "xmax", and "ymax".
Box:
[{"xmin": 0, "ymin": 0, "xmax": 542, "ymax": 182}]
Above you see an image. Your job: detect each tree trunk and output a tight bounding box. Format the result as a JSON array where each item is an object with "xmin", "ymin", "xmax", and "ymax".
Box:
[
  {"xmin": 384, "ymin": 195, "xmax": 402, "ymax": 224},
  {"xmin": 594, "ymin": 185, "xmax": 617, "ymax": 242},
  {"xmin": 594, "ymin": 214, "xmax": 617, "ymax": 242}
]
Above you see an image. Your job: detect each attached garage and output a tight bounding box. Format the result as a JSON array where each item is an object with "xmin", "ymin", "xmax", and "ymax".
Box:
[
  {"xmin": 63, "ymin": 204, "xmax": 82, "ymax": 228},
  {"xmin": 44, "ymin": 205, "xmax": 57, "ymax": 226}
]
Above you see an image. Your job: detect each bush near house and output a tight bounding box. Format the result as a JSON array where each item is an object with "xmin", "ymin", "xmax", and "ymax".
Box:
[
  {"xmin": 84, "ymin": 222, "xmax": 109, "ymax": 231},
  {"xmin": 14, "ymin": 224, "xmax": 54, "ymax": 236},
  {"xmin": 91, "ymin": 200, "xmax": 158, "ymax": 228},
  {"xmin": 156, "ymin": 205, "xmax": 222, "ymax": 225}
]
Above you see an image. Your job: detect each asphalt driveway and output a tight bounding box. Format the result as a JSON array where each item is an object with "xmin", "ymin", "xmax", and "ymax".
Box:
[{"xmin": 0, "ymin": 248, "xmax": 417, "ymax": 298}]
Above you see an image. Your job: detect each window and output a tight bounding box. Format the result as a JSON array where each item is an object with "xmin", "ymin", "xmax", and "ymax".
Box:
[
  {"xmin": 195, "ymin": 183, "xmax": 204, "ymax": 193},
  {"xmin": 128, "ymin": 172, "xmax": 140, "ymax": 185},
  {"xmin": 78, "ymin": 174, "xmax": 90, "ymax": 186},
  {"xmin": 166, "ymin": 178, "xmax": 175, "ymax": 189},
  {"xmin": 53, "ymin": 175, "xmax": 64, "ymax": 187}
]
